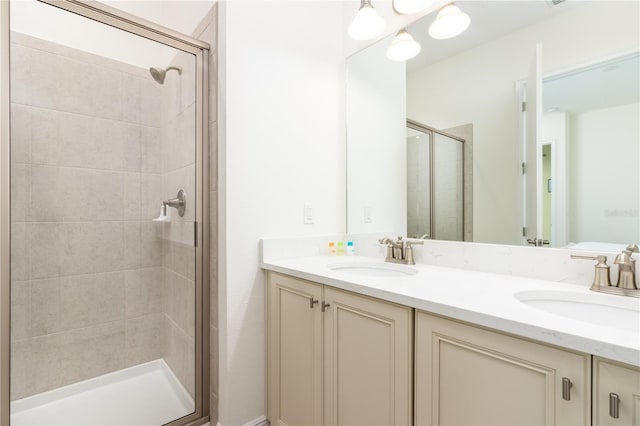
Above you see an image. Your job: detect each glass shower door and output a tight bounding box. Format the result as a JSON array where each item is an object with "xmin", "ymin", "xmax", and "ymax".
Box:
[{"xmin": 8, "ymin": 1, "xmax": 204, "ymax": 424}]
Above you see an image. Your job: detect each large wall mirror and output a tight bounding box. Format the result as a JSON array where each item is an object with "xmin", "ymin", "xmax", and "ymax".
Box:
[{"xmin": 346, "ymin": 0, "xmax": 639, "ymax": 249}]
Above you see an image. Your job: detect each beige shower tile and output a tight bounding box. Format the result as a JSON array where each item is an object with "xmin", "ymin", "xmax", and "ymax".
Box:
[
  {"xmin": 123, "ymin": 73, "xmax": 141, "ymax": 125},
  {"xmin": 139, "ymin": 78, "xmax": 163, "ymax": 128},
  {"xmin": 58, "ymin": 112, "xmax": 127, "ymax": 171},
  {"xmin": 30, "ymin": 165, "xmax": 124, "ymax": 222},
  {"xmin": 124, "ymin": 313, "xmax": 165, "ymax": 366},
  {"xmin": 9, "ymin": 43, "xmax": 35, "ymax": 108},
  {"xmin": 10, "ymin": 281, "xmax": 31, "ymax": 341},
  {"xmin": 140, "ymin": 221, "xmax": 163, "ymax": 267},
  {"xmin": 10, "ymin": 164, "xmax": 29, "ymax": 223},
  {"xmin": 179, "ymin": 54, "xmax": 196, "ymax": 114},
  {"xmin": 165, "ymin": 269, "xmax": 195, "ymax": 339},
  {"xmin": 10, "ymin": 223, "xmax": 29, "ymax": 282},
  {"xmin": 195, "ymin": 23, "xmax": 211, "ymax": 46},
  {"xmin": 124, "ymin": 173, "xmax": 141, "ymax": 220},
  {"xmin": 12, "ymin": 46, "xmax": 122, "ymax": 120},
  {"xmin": 141, "ymin": 126, "xmax": 163, "ymax": 173},
  {"xmin": 59, "ymin": 222, "xmax": 124, "ymax": 276},
  {"xmin": 125, "ymin": 267, "xmax": 164, "ymax": 318},
  {"xmin": 120, "ymin": 122, "xmax": 142, "ymax": 173},
  {"xmin": 165, "ymin": 322, "xmax": 195, "ymax": 399},
  {"xmin": 141, "ymin": 173, "xmax": 163, "ymax": 221},
  {"xmin": 28, "ymin": 223, "xmax": 63, "ymax": 279},
  {"xmin": 31, "ymin": 277, "xmax": 62, "ymax": 337},
  {"xmin": 78, "ymin": 64, "xmax": 124, "ymax": 121},
  {"xmin": 59, "ymin": 271, "xmax": 126, "ymax": 331},
  {"xmin": 164, "ymin": 220, "xmax": 195, "ymax": 247},
  {"xmin": 124, "ymin": 221, "xmax": 142, "ymax": 269},
  {"xmin": 164, "ymin": 240, "xmax": 196, "ymax": 281},
  {"xmin": 9, "ymin": 104, "xmax": 33, "ymax": 164},
  {"xmin": 36, "ymin": 321, "xmax": 126, "ymax": 394},
  {"xmin": 10, "ymin": 339, "xmax": 32, "ymax": 400}
]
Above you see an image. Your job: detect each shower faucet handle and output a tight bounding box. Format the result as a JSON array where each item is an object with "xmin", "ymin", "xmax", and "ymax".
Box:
[{"xmin": 163, "ymin": 189, "xmax": 186, "ymax": 217}]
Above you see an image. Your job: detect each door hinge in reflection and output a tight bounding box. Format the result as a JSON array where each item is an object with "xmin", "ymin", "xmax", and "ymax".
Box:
[
  {"xmin": 522, "ymin": 101, "xmax": 526, "ymax": 112},
  {"xmin": 522, "ymin": 162, "xmax": 526, "ymax": 175},
  {"xmin": 522, "ymin": 227, "xmax": 526, "ymax": 237},
  {"xmin": 194, "ymin": 221, "xmax": 198, "ymax": 248}
]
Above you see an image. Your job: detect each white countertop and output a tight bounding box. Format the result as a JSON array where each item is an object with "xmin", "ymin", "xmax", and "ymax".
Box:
[{"xmin": 262, "ymin": 255, "xmax": 640, "ymax": 366}]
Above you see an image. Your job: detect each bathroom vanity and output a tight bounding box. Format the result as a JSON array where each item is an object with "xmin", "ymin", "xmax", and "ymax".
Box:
[{"xmin": 263, "ymin": 250, "xmax": 640, "ymax": 426}]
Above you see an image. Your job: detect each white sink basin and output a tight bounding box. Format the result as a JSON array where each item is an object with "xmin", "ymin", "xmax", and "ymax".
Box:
[
  {"xmin": 327, "ymin": 262, "xmax": 418, "ymax": 277},
  {"xmin": 515, "ymin": 290, "xmax": 640, "ymax": 333}
]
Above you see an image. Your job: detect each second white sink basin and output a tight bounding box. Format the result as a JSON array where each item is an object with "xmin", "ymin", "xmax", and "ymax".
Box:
[
  {"xmin": 515, "ymin": 290, "xmax": 640, "ymax": 333},
  {"xmin": 327, "ymin": 262, "xmax": 418, "ymax": 277}
]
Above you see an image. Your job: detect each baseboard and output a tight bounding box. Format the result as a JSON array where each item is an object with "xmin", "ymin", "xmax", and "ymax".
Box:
[{"xmin": 217, "ymin": 416, "xmax": 268, "ymax": 426}]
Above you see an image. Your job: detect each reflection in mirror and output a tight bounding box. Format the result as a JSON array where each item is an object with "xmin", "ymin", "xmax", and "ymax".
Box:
[
  {"xmin": 406, "ymin": 121, "xmax": 470, "ymax": 242},
  {"xmin": 346, "ymin": 0, "xmax": 639, "ymax": 248}
]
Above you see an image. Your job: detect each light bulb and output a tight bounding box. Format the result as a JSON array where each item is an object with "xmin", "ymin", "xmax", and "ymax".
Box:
[
  {"xmin": 386, "ymin": 29, "xmax": 421, "ymax": 61},
  {"xmin": 428, "ymin": 3, "xmax": 470, "ymax": 40},
  {"xmin": 393, "ymin": 0, "xmax": 433, "ymax": 15},
  {"xmin": 348, "ymin": 0, "xmax": 386, "ymax": 41}
]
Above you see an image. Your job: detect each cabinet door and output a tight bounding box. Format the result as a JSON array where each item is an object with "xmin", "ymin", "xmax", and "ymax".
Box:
[
  {"xmin": 266, "ymin": 272, "xmax": 323, "ymax": 426},
  {"xmin": 593, "ymin": 357, "xmax": 640, "ymax": 426},
  {"xmin": 323, "ymin": 287, "xmax": 413, "ymax": 426},
  {"xmin": 415, "ymin": 311, "xmax": 590, "ymax": 426}
]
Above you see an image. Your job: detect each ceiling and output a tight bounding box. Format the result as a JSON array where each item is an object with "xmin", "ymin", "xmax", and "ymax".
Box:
[
  {"xmin": 543, "ymin": 54, "xmax": 640, "ymax": 114},
  {"xmin": 100, "ymin": 1, "xmax": 215, "ymax": 37},
  {"xmin": 406, "ymin": 0, "xmax": 578, "ymax": 73}
]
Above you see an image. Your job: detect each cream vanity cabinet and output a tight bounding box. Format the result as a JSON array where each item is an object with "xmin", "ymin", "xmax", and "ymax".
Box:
[
  {"xmin": 266, "ymin": 272, "xmax": 413, "ymax": 426},
  {"xmin": 415, "ymin": 311, "xmax": 591, "ymax": 426},
  {"xmin": 593, "ymin": 357, "xmax": 640, "ymax": 425}
]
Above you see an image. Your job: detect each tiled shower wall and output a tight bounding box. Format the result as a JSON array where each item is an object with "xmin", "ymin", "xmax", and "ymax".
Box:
[
  {"xmin": 160, "ymin": 42, "xmax": 197, "ymax": 400},
  {"xmin": 9, "ymin": 32, "xmax": 166, "ymax": 399}
]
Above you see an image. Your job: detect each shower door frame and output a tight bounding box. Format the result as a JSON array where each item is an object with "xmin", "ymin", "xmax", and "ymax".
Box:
[{"xmin": 0, "ymin": 1, "xmax": 211, "ymax": 425}]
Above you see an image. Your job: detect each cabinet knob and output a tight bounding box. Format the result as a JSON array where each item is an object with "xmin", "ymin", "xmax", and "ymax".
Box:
[
  {"xmin": 562, "ymin": 377, "xmax": 572, "ymax": 401},
  {"xmin": 609, "ymin": 393, "xmax": 620, "ymax": 419},
  {"xmin": 309, "ymin": 297, "xmax": 319, "ymax": 309},
  {"xmin": 321, "ymin": 301, "xmax": 331, "ymax": 312}
]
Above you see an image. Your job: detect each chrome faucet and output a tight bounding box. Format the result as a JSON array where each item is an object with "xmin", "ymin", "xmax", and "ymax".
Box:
[
  {"xmin": 614, "ymin": 244, "xmax": 638, "ymax": 290},
  {"xmin": 571, "ymin": 244, "xmax": 639, "ymax": 298},
  {"xmin": 378, "ymin": 236, "xmax": 424, "ymax": 265}
]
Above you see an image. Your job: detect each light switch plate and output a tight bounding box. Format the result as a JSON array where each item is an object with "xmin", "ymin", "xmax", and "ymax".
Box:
[{"xmin": 304, "ymin": 202, "xmax": 314, "ymax": 224}]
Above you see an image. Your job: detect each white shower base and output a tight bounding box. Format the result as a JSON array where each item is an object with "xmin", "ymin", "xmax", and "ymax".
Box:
[{"xmin": 10, "ymin": 359, "xmax": 194, "ymax": 426}]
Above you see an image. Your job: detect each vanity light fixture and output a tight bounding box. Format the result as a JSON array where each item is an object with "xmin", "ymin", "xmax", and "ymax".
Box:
[
  {"xmin": 386, "ymin": 28, "xmax": 421, "ymax": 61},
  {"xmin": 393, "ymin": 0, "xmax": 433, "ymax": 15},
  {"xmin": 348, "ymin": 0, "xmax": 386, "ymax": 41},
  {"xmin": 428, "ymin": 3, "xmax": 470, "ymax": 40}
]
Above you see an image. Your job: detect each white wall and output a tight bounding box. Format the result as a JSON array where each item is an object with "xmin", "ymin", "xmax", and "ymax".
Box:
[
  {"xmin": 346, "ymin": 37, "xmax": 406, "ymax": 235},
  {"xmin": 218, "ymin": 2, "xmax": 345, "ymax": 424},
  {"xmin": 407, "ymin": 1, "xmax": 640, "ymax": 245},
  {"xmin": 569, "ymin": 102, "xmax": 639, "ymax": 244}
]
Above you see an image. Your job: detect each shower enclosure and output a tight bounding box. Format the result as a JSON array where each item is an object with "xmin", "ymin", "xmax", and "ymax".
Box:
[
  {"xmin": 0, "ymin": 1, "xmax": 210, "ymax": 425},
  {"xmin": 406, "ymin": 119, "xmax": 467, "ymax": 242}
]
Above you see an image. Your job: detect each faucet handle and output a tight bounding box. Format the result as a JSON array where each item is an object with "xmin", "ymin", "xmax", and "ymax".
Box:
[
  {"xmin": 570, "ymin": 253, "xmax": 612, "ymax": 290},
  {"xmin": 405, "ymin": 238, "xmax": 424, "ymax": 247}
]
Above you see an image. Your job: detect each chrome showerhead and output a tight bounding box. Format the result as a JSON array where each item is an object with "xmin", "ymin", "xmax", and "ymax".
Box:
[{"xmin": 149, "ymin": 66, "xmax": 182, "ymax": 85}]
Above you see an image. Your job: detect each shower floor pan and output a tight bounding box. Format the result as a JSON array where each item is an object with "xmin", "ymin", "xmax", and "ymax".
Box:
[{"xmin": 10, "ymin": 359, "xmax": 194, "ymax": 425}]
